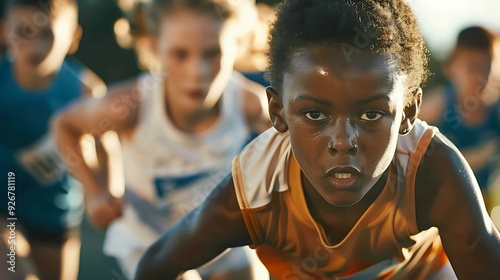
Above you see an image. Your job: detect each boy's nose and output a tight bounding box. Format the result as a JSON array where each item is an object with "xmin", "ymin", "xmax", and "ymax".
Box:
[{"xmin": 327, "ymin": 119, "xmax": 358, "ymax": 154}]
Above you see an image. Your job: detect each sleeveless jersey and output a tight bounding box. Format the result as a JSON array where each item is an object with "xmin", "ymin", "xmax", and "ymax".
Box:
[{"xmin": 232, "ymin": 120, "xmax": 453, "ymax": 279}]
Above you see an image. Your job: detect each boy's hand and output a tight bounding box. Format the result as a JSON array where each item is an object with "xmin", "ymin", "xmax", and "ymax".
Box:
[{"xmin": 86, "ymin": 191, "xmax": 123, "ymax": 229}]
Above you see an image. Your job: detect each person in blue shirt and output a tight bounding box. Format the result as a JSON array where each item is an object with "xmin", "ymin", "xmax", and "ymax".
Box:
[
  {"xmin": 420, "ymin": 26, "xmax": 500, "ymax": 211},
  {"xmin": 0, "ymin": 0, "xmax": 105, "ymax": 279}
]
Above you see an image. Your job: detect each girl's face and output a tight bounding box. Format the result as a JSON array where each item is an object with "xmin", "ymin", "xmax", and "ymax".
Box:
[
  {"xmin": 156, "ymin": 9, "xmax": 238, "ymax": 111},
  {"xmin": 270, "ymin": 46, "xmax": 412, "ymax": 207}
]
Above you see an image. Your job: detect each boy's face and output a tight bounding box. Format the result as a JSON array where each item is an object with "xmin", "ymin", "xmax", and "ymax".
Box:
[
  {"xmin": 4, "ymin": 5, "xmax": 80, "ymax": 76},
  {"xmin": 447, "ymin": 48, "xmax": 492, "ymax": 98},
  {"xmin": 155, "ymin": 9, "xmax": 238, "ymax": 111},
  {"xmin": 269, "ymin": 46, "xmax": 409, "ymax": 207}
]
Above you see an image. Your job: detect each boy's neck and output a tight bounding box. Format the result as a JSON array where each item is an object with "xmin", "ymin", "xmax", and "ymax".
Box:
[{"xmin": 13, "ymin": 63, "xmax": 57, "ymax": 91}]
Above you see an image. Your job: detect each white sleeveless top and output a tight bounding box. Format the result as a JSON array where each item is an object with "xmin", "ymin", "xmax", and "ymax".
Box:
[{"xmin": 104, "ymin": 71, "xmax": 253, "ymax": 258}]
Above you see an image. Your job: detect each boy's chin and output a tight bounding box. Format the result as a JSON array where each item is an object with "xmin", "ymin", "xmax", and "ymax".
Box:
[{"xmin": 324, "ymin": 192, "xmax": 365, "ymax": 208}]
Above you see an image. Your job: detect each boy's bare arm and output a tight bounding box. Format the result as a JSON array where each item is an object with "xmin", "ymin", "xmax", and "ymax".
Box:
[
  {"xmin": 416, "ymin": 134, "xmax": 500, "ymax": 279},
  {"xmin": 135, "ymin": 176, "xmax": 253, "ymax": 280}
]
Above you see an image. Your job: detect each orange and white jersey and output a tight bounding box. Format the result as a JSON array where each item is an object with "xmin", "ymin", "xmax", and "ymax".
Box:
[{"xmin": 232, "ymin": 120, "xmax": 455, "ymax": 280}]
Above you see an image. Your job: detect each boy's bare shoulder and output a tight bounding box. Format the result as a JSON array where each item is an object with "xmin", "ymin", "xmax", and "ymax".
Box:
[
  {"xmin": 416, "ymin": 132, "xmax": 471, "ymax": 196},
  {"xmin": 414, "ymin": 132, "xmax": 485, "ymax": 230},
  {"xmin": 420, "ymin": 132, "xmax": 459, "ymax": 171}
]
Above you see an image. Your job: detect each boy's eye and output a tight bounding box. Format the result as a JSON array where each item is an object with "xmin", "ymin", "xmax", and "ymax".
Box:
[
  {"xmin": 360, "ymin": 111, "xmax": 383, "ymax": 121},
  {"xmin": 304, "ymin": 111, "xmax": 327, "ymax": 121}
]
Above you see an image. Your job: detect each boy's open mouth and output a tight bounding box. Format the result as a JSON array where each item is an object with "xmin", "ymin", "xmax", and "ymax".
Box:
[
  {"xmin": 334, "ymin": 173, "xmax": 352, "ymax": 179},
  {"xmin": 325, "ymin": 166, "xmax": 360, "ymax": 190}
]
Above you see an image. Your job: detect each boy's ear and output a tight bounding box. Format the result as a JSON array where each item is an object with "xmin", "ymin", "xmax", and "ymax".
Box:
[
  {"xmin": 400, "ymin": 87, "xmax": 422, "ymax": 135},
  {"xmin": 266, "ymin": 86, "xmax": 288, "ymax": 133},
  {"xmin": 68, "ymin": 25, "xmax": 83, "ymax": 55}
]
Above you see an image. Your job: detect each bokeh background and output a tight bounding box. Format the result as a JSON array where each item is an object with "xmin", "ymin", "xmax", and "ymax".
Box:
[
  {"xmin": 3, "ymin": 0, "xmax": 500, "ymax": 279},
  {"xmin": 72, "ymin": 0, "xmax": 500, "ymax": 279}
]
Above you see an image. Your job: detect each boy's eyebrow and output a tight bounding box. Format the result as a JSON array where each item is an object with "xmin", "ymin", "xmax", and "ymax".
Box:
[
  {"xmin": 294, "ymin": 94, "xmax": 332, "ymax": 105},
  {"xmin": 294, "ymin": 94, "xmax": 391, "ymax": 106}
]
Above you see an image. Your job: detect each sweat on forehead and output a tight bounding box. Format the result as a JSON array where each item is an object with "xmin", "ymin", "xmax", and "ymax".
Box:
[
  {"xmin": 289, "ymin": 46, "xmax": 399, "ymax": 77},
  {"xmin": 284, "ymin": 47, "xmax": 407, "ymax": 103},
  {"xmin": 266, "ymin": 0, "xmax": 428, "ymax": 98}
]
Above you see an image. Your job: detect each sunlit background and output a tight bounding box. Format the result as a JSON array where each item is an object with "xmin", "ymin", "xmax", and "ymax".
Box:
[
  {"xmin": 407, "ymin": 0, "xmax": 500, "ymax": 58},
  {"xmin": 1, "ymin": 0, "xmax": 499, "ymax": 279},
  {"xmin": 73, "ymin": 0, "xmax": 500, "ymax": 85},
  {"xmin": 70, "ymin": 2, "xmax": 500, "ymax": 278}
]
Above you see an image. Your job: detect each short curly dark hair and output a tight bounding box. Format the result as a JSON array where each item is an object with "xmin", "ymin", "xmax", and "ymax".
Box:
[{"xmin": 266, "ymin": 0, "xmax": 429, "ymax": 105}]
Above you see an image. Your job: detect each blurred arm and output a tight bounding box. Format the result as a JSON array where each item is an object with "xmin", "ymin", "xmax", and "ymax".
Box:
[{"xmin": 51, "ymin": 79, "xmax": 140, "ymax": 227}]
